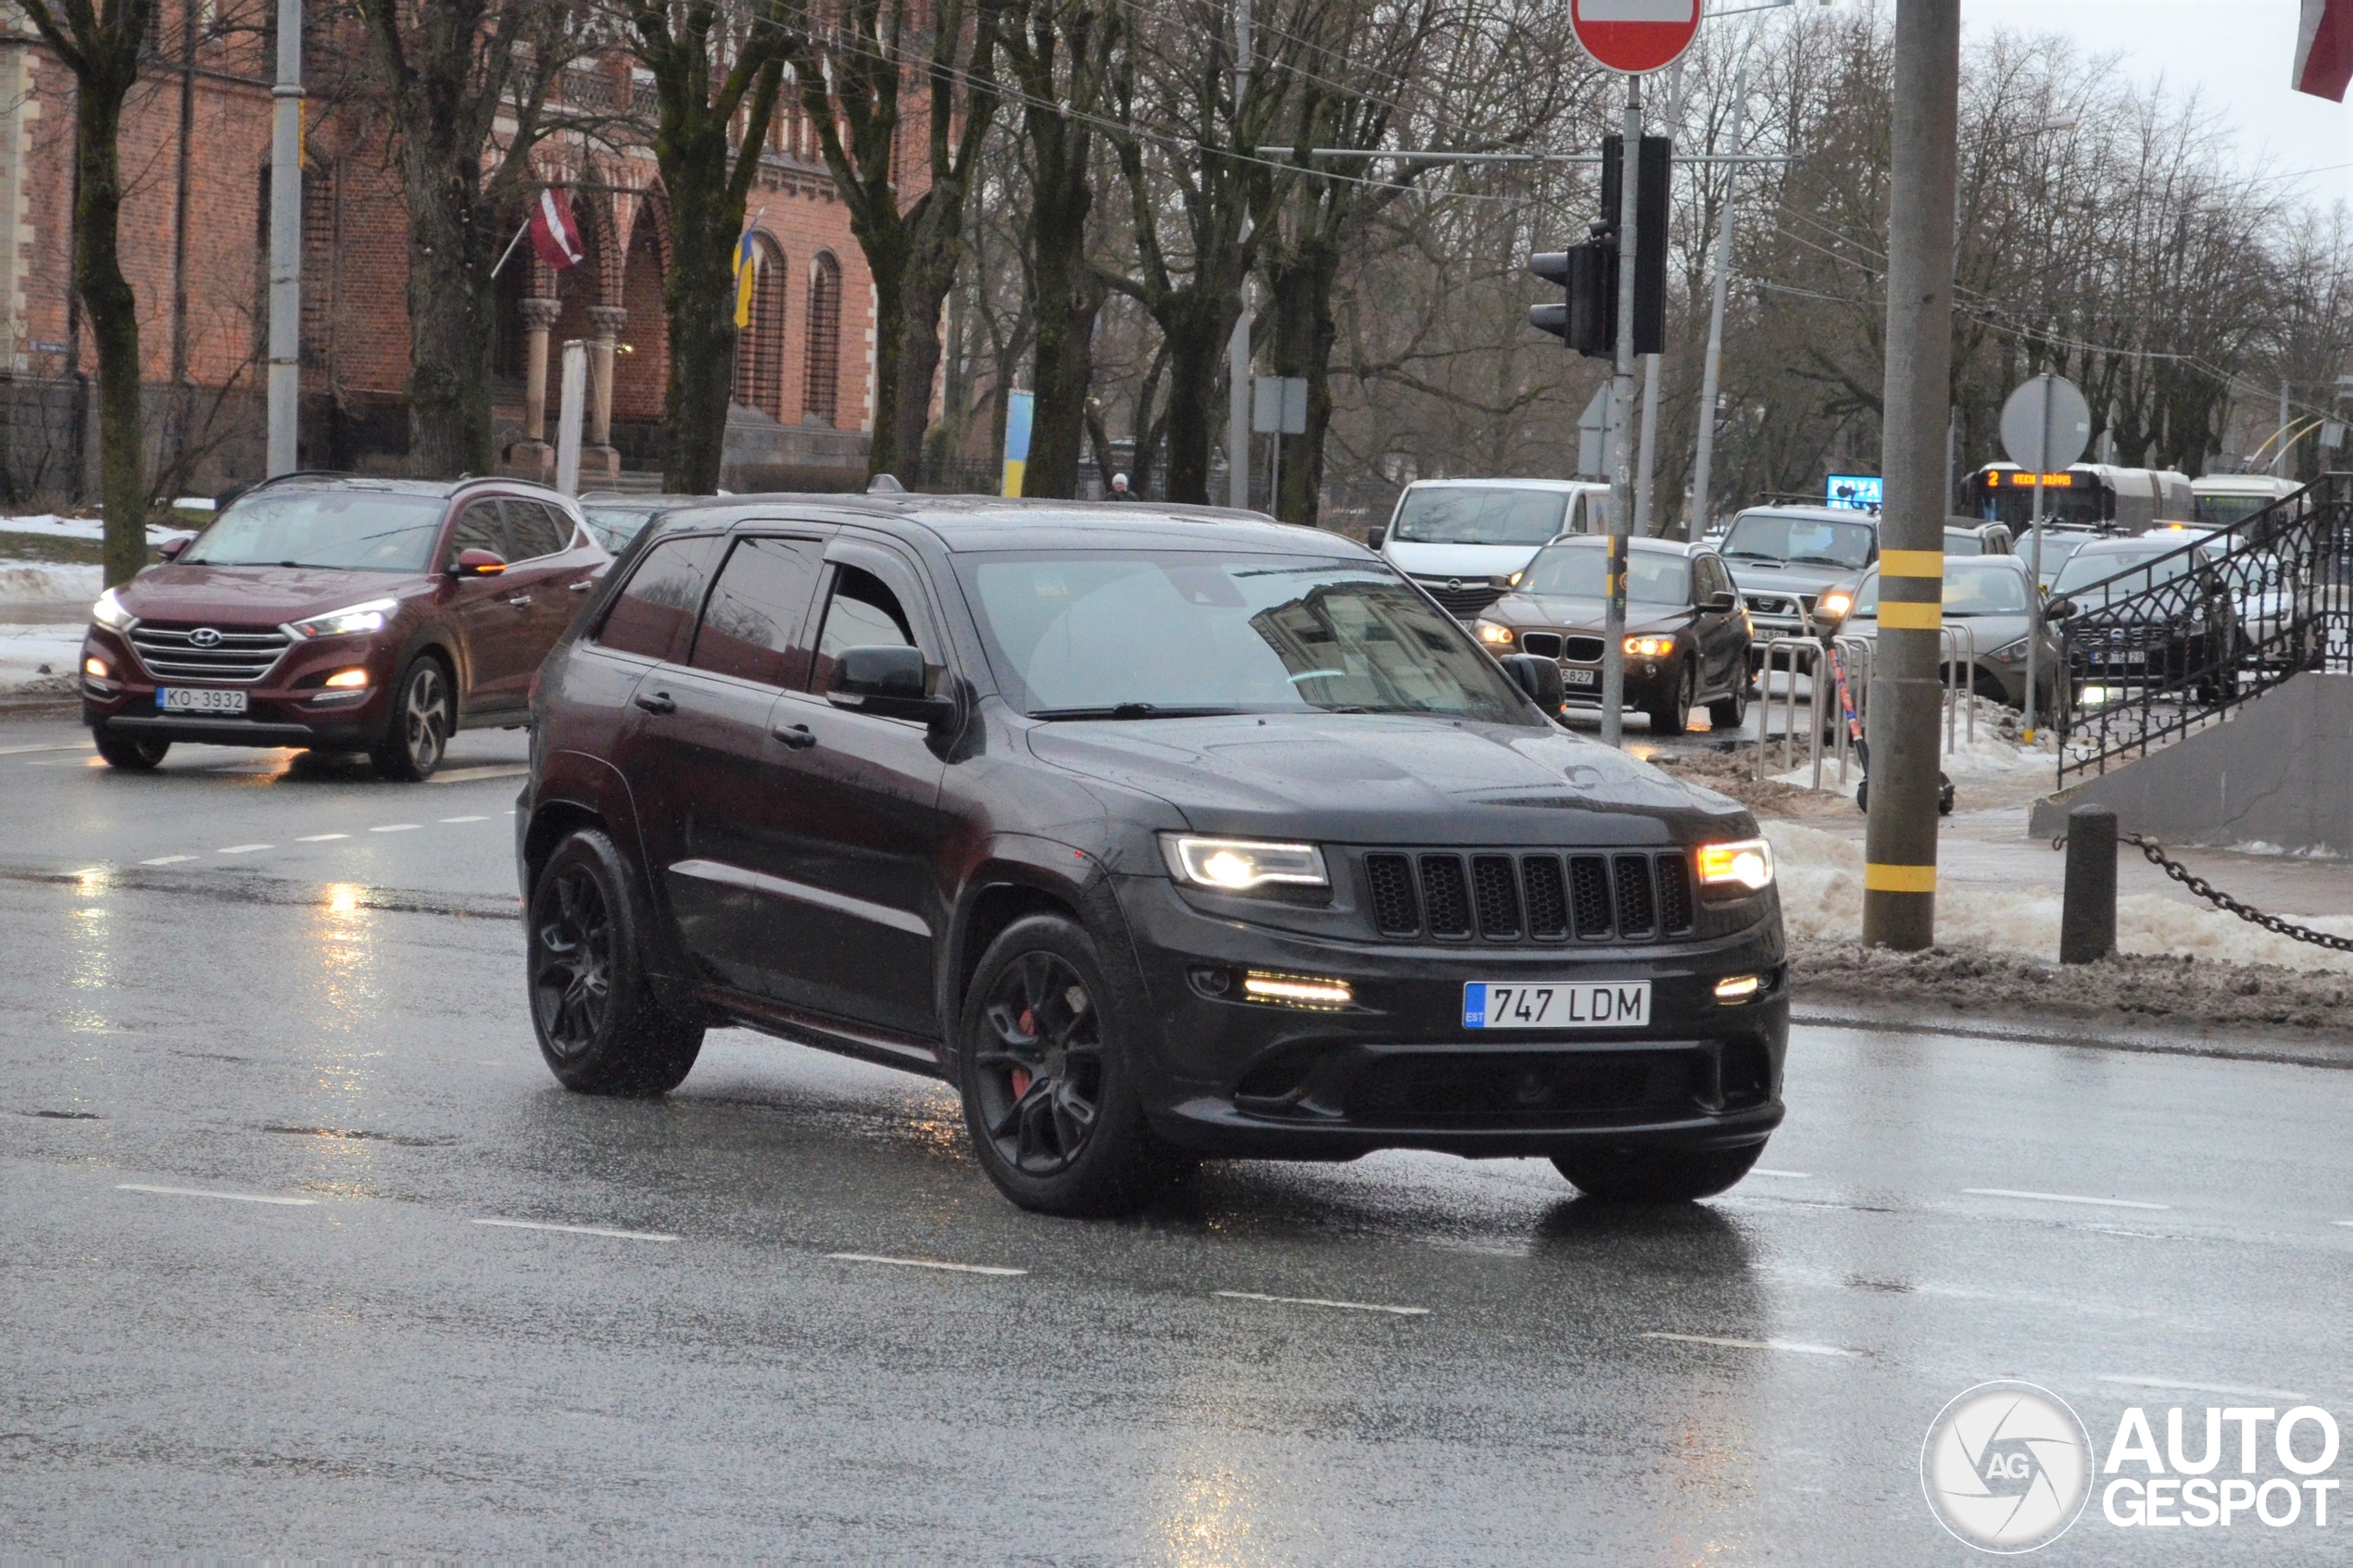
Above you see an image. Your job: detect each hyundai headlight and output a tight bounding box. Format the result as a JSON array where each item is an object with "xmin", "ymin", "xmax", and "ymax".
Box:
[
  {"xmin": 1988, "ymin": 636, "xmax": 2030, "ymax": 662},
  {"xmin": 1696, "ymin": 838, "xmax": 1775, "ymax": 892},
  {"xmin": 1160, "ymin": 835, "xmax": 1328, "ymax": 891},
  {"xmin": 92, "ymin": 587, "xmax": 135, "ymax": 633},
  {"xmin": 286, "ymin": 597, "xmax": 399, "ymax": 640}
]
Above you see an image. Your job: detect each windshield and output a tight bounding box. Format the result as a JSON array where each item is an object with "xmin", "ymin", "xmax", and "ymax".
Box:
[
  {"xmin": 1389, "ymin": 487, "xmax": 1569, "ymax": 546},
  {"xmin": 582, "ymin": 504, "xmax": 658, "ymax": 552},
  {"xmin": 1940, "ymin": 562, "xmax": 2032, "ymax": 615},
  {"xmin": 1520, "ymin": 545, "xmax": 1689, "ymax": 604},
  {"xmin": 1720, "ymin": 511, "xmax": 1876, "ymax": 569},
  {"xmin": 2193, "ymin": 494, "xmax": 2280, "ymax": 529},
  {"xmin": 183, "ymin": 491, "xmax": 445, "ymax": 572},
  {"xmin": 961, "ymin": 551, "xmax": 1530, "ymax": 722},
  {"xmin": 2051, "ymin": 546, "xmax": 2199, "ymax": 600}
]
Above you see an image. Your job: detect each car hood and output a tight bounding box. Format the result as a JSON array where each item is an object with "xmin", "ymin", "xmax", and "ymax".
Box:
[
  {"xmin": 113, "ymin": 564, "xmax": 433, "ymax": 628},
  {"xmin": 1487, "ymin": 593, "xmax": 1692, "ymax": 637},
  {"xmin": 1841, "ymin": 610, "xmax": 2036, "ymax": 648},
  {"xmin": 1724, "ymin": 558, "xmax": 1860, "ymax": 596},
  {"xmin": 1025, "ymin": 710, "xmax": 1749, "ymax": 847},
  {"xmin": 1381, "ymin": 540, "xmax": 1547, "ymax": 581}
]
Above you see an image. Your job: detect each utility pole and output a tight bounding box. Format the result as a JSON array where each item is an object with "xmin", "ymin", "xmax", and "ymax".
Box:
[
  {"xmin": 2277, "ymin": 380, "xmax": 2292, "ymax": 478},
  {"xmin": 1862, "ymin": 0, "xmax": 1959, "ymax": 952},
  {"xmin": 266, "ymin": 0, "xmax": 303, "ymax": 476},
  {"xmin": 1601, "ymin": 72, "xmax": 1642, "ymax": 748},
  {"xmin": 1226, "ymin": 0, "xmax": 1252, "ymax": 509},
  {"xmin": 1687, "ymin": 69, "xmax": 1748, "ymax": 540}
]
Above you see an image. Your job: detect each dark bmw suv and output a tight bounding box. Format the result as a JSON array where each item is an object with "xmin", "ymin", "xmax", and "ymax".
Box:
[
  {"xmin": 82, "ymin": 475, "xmax": 608, "ymax": 779},
  {"xmin": 517, "ymin": 497, "xmax": 1788, "ymax": 1215}
]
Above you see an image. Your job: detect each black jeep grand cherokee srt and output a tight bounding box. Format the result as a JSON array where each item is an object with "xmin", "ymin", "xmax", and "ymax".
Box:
[{"xmin": 517, "ymin": 495, "xmax": 1787, "ymax": 1215}]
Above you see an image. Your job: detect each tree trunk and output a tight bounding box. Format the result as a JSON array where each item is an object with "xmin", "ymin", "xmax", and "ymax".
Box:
[
  {"xmin": 1024, "ymin": 148, "xmax": 1099, "ymax": 498},
  {"xmin": 892, "ymin": 265, "xmax": 953, "ymax": 484},
  {"xmin": 74, "ymin": 69, "xmax": 147, "ymax": 584},
  {"xmin": 1265, "ymin": 232, "xmax": 1340, "ymax": 528},
  {"xmin": 661, "ymin": 157, "xmax": 744, "ymax": 495},
  {"xmin": 399, "ymin": 174, "xmax": 499, "ymax": 479},
  {"xmin": 1156, "ymin": 297, "xmax": 1231, "ymax": 505}
]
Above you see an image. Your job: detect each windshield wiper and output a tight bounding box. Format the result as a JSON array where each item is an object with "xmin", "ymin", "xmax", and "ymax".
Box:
[
  {"xmin": 1789, "ymin": 555, "xmax": 1858, "ymax": 568},
  {"xmin": 1030, "ymin": 703, "xmax": 1248, "ymax": 721},
  {"xmin": 1721, "ymin": 549, "xmax": 1779, "ymax": 561}
]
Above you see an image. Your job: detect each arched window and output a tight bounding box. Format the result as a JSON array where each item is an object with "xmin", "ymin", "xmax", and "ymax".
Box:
[
  {"xmin": 804, "ymin": 250, "xmax": 842, "ymax": 428},
  {"xmin": 732, "ymin": 236, "xmax": 787, "ymax": 420}
]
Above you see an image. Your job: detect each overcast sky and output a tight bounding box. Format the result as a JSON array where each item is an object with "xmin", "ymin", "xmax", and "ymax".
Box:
[{"xmin": 1957, "ymin": 0, "xmax": 2353, "ymax": 207}]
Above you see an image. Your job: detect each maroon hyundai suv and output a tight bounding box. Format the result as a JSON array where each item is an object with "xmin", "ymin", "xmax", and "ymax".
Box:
[{"xmin": 81, "ymin": 475, "xmax": 609, "ymax": 780}]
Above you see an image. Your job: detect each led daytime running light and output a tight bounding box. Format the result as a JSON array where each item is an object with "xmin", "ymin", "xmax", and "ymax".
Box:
[{"xmin": 1242, "ymin": 971, "xmax": 1353, "ymax": 1010}]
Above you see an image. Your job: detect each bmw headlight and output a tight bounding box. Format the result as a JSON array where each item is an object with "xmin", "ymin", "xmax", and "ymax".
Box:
[
  {"xmin": 286, "ymin": 596, "xmax": 399, "ymax": 640},
  {"xmin": 91, "ymin": 587, "xmax": 135, "ymax": 633},
  {"xmin": 1160, "ymin": 834, "xmax": 1328, "ymax": 891}
]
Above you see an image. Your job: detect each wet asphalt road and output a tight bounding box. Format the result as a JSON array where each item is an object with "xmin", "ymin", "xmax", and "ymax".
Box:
[{"xmin": 2, "ymin": 715, "xmax": 2347, "ymax": 1562}]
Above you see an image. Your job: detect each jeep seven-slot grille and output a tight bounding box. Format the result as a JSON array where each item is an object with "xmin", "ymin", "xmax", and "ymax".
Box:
[{"xmin": 1362, "ymin": 850, "xmax": 1696, "ymax": 944}]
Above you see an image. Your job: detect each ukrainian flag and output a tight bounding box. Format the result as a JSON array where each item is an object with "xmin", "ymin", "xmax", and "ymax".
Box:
[
  {"xmin": 733, "ymin": 228, "xmax": 759, "ymax": 329},
  {"xmin": 1000, "ymin": 390, "xmax": 1034, "ymax": 497}
]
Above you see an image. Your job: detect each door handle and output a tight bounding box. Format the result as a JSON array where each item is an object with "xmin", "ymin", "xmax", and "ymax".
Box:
[
  {"xmin": 635, "ymin": 691, "xmax": 676, "ymax": 716},
  {"xmin": 506, "ymin": 594, "xmax": 534, "ymax": 608},
  {"xmin": 770, "ymin": 722, "xmax": 817, "ymax": 750},
  {"xmin": 568, "ymin": 579, "xmax": 594, "ymax": 593}
]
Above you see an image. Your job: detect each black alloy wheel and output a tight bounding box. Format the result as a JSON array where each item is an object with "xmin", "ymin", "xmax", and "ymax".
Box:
[
  {"xmin": 94, "ymin": 732, "xmax": 170, "ymax": 771},
  {"xmin": 372, "ymin": 655, "xmax": 453, "ymax": 781},
  {"xmin": 1705, "ymin": 671, "xmax": 1746, "ymax": 734},
  {"xmin": 1648, "ymin": 659, "xmax": 1695, "ymax": 736},
  {"xmin": 972, "ymin": 951, "xmax": 1105, "ymax": 1178},
  {"xmin": 525, "ymin": 827, "xmax": 703, "ymax": 1096}
]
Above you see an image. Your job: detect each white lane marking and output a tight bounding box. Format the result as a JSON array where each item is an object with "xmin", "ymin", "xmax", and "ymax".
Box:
[
  {"xmin": 118, "ymin": 1183, "xmax": 317, "ymax": 1207},
  {"xmin": 1751, "ymin": 1168, "xmax": 1813, "ymax": 1179},
  {"xmin": 826, "ymin": 1251, "xmax": 1026, "ymax": 1277},
  {"xmin": 370, "ymin": 823, "xmax": 422, "ymax": 834},
  {"xmin": 0, "ymin": 742, "xmax": 94, "ymax": 756},
  {"xmin": 1962, "ymin": 1187, "xmax": 2171, "ymax": 1211},
  {"xmin": 1214, "ymin": 1290, "xmax": 1430, "ymax": 1317},
  {"xmin": 2335, "ymin": 1220, "xmax": 2353, "ymax": 1228},
  {"xmin": 216, "ymin": 844, "xmax": 273, "ymax": 855},
  {"xmin": 139, "ymin": 855, "xmax": 196, "ymax": 866},
  {"xmin": 438, "ymin": 815, "xmax": 489, "ymax": 823},
  {"xmin": 2101, "ymin": 1375, "xmax": 2313, "ymax": 1401},
  {"xmin": 472, "ymin": 1218, "xmax": 678, "ymax": 1242},
  {"xmin": 1643, "ymin": 1331, "xmax": 1861, "ymax": 1358},
  {"xmin": 296, "ymin": 833, "xmax": 349, "ymax": 843}
]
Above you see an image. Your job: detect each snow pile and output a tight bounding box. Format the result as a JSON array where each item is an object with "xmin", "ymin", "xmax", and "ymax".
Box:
[
  {"xmin": 0, "ymin": 560, "xmax": 103, "ymax": 611},
  {"xmin": 1770, "ymin": 696, "xmax": 2056, "ymax": 797},
  {"xmin": 0, "ymin": 512, "xmax": 194, "ymax": 546},
  {"xmin": 0, "ymin": 624, "xmax": 87, "ymax": 696},
  {"xmin": 1765, "ymin": 821, "xmax": 2353, "ymax": 974}
]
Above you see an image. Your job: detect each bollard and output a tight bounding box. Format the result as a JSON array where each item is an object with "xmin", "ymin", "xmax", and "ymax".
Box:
[{"xmin": 2060, "ymin": 803, "xmax": 2118, "ymax": 964}]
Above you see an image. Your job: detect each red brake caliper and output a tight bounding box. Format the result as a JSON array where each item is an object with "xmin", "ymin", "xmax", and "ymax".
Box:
[{"xmin": 1011, "ymin": 1008, "xmax": 1036, "ymax": 1098}]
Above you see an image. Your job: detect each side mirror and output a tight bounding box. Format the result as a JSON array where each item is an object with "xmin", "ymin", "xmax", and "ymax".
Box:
[
  {"xmin": 453, "ymin": 548, "xmax": 508, "ymax": 578},
  {"xmin": 157, "ymin": 535, "xmax": 193, "ymax": 561},
  {"xmin": 2045, "ymin": 598, "xmax": 2077, "ymax": 621},
  {"xmin": 1498, "ymin": 652, "xmax": 1565, "ymax": 716},
  {"xmin": 1699, "ymin": 589, "xmax": 1738, "ymax": 613},
  {"xmin": 826, "ymin": 644, "xmax": 959, "ymax": 724},
  {"xmin": 1364, "ymin": 526, "xmax": 1387, "ymax": 551}
]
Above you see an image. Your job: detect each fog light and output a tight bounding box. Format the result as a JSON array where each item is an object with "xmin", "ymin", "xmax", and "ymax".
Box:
[
  {"xmin": 83, "ymin": 657, "xmax": 108, "ymax": 679},
  {"xmin": 324, "ymin": 668, "xmax": 369, "ymax": 689},
  {"xmin": 1242, "ymin": 971, "xmax": 1353, "ymax": 1010},
  {"xmin": 1715, "ymin": 973, "xmax": 1762, "ymax": 1004}
]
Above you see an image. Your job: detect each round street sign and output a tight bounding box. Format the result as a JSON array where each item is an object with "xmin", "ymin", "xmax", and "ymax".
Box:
[
  {"xmin": 1569, "ymin": 0, "xmax": 1704, "ymax": 75},
  {"xmin": 2000, "ymin": 373, "xmax": 2093, "ymax": 473}
]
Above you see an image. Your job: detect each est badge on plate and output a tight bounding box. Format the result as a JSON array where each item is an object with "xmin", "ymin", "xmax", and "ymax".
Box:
[
  {"xmin": 1464, "ymin": 981, "xmax": 1649, "ymax": 1030},
  {"xmin": 157, "ymin": 687, "xmax": 248, "ymax": 715}
]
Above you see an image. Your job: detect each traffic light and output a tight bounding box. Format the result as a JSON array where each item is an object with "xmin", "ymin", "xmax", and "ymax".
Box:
[{"xmin": 1529, "ymin": 136, "xmax": 1668, "ymax": 358}]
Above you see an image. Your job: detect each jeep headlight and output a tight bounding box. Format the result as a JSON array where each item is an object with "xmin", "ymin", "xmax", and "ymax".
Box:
[
  {"xmin": 92, "ymin": 587, "xmax": 135, "ymax": 633},
  {"xmin": 286, "ymin": 596, "xmax": 399, "ymax": 640},
  {"xmin": 1696, "ymin": 838, "xmax": 1775, "ymax": 892},
  {"xmin": 1160, "ymin": 835, "xmax": 1328, "ymax": 891}
]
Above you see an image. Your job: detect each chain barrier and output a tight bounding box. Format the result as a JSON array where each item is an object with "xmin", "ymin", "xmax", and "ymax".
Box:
[{"xmin": 2052, "ymin": 830, "xmax": 2353, "ymax": 954}]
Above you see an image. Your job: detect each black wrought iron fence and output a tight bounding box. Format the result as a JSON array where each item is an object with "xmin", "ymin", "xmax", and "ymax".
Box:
[{"xmin": 2056, "ymin": 471, "xmax": 2353, "ymax": 781}]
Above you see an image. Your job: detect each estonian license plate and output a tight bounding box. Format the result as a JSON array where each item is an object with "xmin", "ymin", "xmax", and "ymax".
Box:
[
  {"xmin": 157, "ymin": 687, "xmax": 248, "ymax": 715},
  {"xmin": 1562, "ymin": 667, "xmax": 1599, "ymax": 688},
  {"xmin": 1464, "ymin": 981, "xmax": 1649, "ymax": 1030}
]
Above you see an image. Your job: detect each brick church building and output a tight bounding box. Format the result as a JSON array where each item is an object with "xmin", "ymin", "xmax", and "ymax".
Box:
[{"xmin": 0, "ymin": 6, "xmax": 877, "ymax": 502}]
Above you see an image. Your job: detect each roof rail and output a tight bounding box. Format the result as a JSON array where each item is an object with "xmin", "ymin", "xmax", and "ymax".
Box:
[{"xmin": 243, "ymin": 470, "xmax": 356, "ymax": 494}]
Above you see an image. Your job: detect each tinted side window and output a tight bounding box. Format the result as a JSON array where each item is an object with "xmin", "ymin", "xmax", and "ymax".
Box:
[
  {"xmin": 598, "ymin": 537, "xmax": 715, "ymax": 661},
  {"xmin": 446, "ymin": 500, "xmax": 503, "ymax": 566},
  {"xmin": 502, "ymin": 500, "xmax": 570, "ymax": 562},
  {"xmin": 812, "ymin": 565, "xmax": 918, "ymax": 690},
  {"xmin": 688, "ymin": 536, "xmax": 826, "ymax": 688}
]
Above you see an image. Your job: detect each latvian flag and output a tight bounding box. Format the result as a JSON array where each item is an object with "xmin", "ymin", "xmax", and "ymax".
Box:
[
  {"xmin": 528, "ymin": 188, "xmax": 585, "ymax": 270},
  {"xmin": 2296, "ymin": 0, "xmax": 2353, "ymax": 100}
]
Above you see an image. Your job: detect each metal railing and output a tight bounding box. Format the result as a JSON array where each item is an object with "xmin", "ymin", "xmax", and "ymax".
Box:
[
  {"xmin": 2056, "ymin": 473, "xmax": 2353, "ymax": 782},
  {"xmin": 1753, "ymin": 624, "xmax": 1976, "ymax": 790}
]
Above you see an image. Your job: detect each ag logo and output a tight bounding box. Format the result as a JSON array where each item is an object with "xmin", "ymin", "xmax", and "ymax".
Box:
[
  {"xmin": 190, "ymin": 627, "xmax": 222, "ymax": 649},
  {"xmin": 1922, "ymin": 1381, "xmax": 2092, "ymax": 1552}
]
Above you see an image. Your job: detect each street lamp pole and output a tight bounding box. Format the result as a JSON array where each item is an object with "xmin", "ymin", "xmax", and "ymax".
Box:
[
  {"xmin": 266, "ymin": 0, "xmax": 303, "ymax": 476},
  {"xmin": 1601, "ymin": 71, "xmax": 1642, "ymax": 749},
  {"xmin": 1687, "ymin": 69, "xmax": 1749, "ymax": 540}
]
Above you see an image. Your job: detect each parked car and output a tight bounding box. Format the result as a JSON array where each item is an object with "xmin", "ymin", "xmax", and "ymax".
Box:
[
  {"xmin": 1809, "ymin": 555, "xmax": 2061, "ymax": 711},
  {"xmin": 1369, "ymin": 478, "xmax": 1614, "ymax": 621},
  {"xmin": 2015, "ymin": 523, "xmax": 2113, "ymax": 591},
  {"xmin": 81, "ymin": 475, "xmax": 608, "ymax": 779},
  {"xmin": 517, "ymin": 496, "xmax": 1788, "ymax": 1215},
  {"xmin": 1943, "ymin": 520, "xmax": 2014, "ymax": 557},
  {"xmin": 578, "ymin": 492, "xmax": 709, "ymax": 553},
  {"xmin": 1718, "ymin": 505, "xmax": 1881, "ymax": 644},
  {"xmin": 2047, "ymin": 534, "xmax": 2239, "ymax": 702},
  {"xmin": 1472, "ymin": 537, "xmax": 1753, "ymax": 735}
]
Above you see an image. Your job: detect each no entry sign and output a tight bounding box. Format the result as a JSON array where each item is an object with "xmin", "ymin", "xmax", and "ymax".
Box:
[{"xmin": 1570, "ymin": 0, "xmax": 1703, "ymax": 75}]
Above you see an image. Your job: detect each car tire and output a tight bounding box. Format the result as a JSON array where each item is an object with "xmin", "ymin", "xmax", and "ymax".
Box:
[
  {"xmin": 526, "ymin": 827, "xmax": 703, "ymax": 1097},
  {"xmin": 1554, "ymin": 1140, "xmax": 1766, "ymax": 1202},
  {"xmin": 94, "ymin": 731, "xmax": 170, "ymax": 771},
  {"xmin": 371, "ymin": 654, "xmax": 453, "ymax": 782},
  {"xmin": 1705, "ymin": 678, "xmax": 1746, "ymax": 734},
  {"xmin": 1647, "ymin": 659, "xmax": 1694, "ymax": 736},
  {"xmin": 956, "ymin": 913, "xmax": 1179, "ymax": 1217}
]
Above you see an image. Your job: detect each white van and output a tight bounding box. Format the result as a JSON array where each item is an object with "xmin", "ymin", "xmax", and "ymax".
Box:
[{"xmin": 1370, "ymin": 478, "xmax": 1614, "ymax": 620}]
